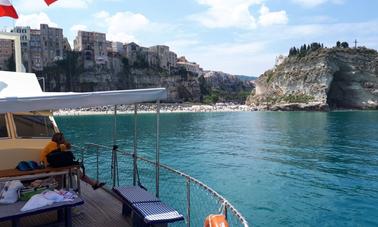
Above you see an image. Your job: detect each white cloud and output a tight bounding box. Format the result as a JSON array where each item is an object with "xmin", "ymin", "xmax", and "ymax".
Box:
[
  {"xmin": 258, "ymin": 5, "xmax": 288, "ymax": 26},
  {"xmin": 16, "ymin": 0, "xmax": 93, "ymax": 13},
  {"xmin": 70, "ymin": 24, "xmax": 88, "ymax": 34},
  {"xmin": 15, "ymin": 13, "xmax": 57, "ymax": 29},
  {"xmin": 292, "ymin": 0, "xmax": 344, "ymax": 8},
  {"xmin": 93, "ymin": 11, "xmax": 167, "ymax": 42},
  {"xmin": 190, "ymin": 0, "xmax": 263, "ymax": 29},
  {"xmin": 16, "ymin": 0, "xmax": 47, "ymax": 13},
  {"xmin": 102, "ymin": 11, "xmax": 150, "ymax": 42},
  {"xmin": 49, "ymin": 0, "xmax": 93, "ymax": 9},
  {"xmin": 187, "ymin": 41, "xmax": 276, "ymax": 75}
]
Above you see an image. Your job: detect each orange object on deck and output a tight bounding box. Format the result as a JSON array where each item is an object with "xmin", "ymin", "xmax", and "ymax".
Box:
[{"xmin": 204, "ymin": 214, "xmax": 229, "ymax": 227}]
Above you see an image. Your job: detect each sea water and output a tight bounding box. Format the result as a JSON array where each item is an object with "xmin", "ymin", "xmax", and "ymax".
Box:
[{"xmin": 56, "ymin": 111, "xmax": 378, "ymax": 227}]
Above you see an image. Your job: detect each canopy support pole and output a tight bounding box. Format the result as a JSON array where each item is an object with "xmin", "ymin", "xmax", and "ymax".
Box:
[
  {"xmin": 112, "ymin": 105, "xmax": 119, "ymax": 188},
  {"xmin": 156, "ymin": 100, "xmax": 161, "ymax": 197},
  {"xmin": 133, "ymin": 104, "xmax": 138, "ymax": 186}
]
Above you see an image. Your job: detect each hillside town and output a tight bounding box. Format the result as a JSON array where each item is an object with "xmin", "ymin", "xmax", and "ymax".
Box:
[
  {"xmin": 0, "ymin": 24, "xmax": 254, "ymax": 104},
  {"xmin": 0, "ymin": 24, "xmax": 202, "ymax": 75}
]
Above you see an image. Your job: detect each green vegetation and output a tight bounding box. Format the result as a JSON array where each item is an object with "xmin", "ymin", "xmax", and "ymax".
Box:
[
  {"xmin": 120, "ymin": 57, "xmax": 136, "ymax": 89},
  {"xmin": 265, "ymin": 70, "xmax": 275, "ymax": 83},
  {"xmin": 282, "ymin": 94, "xmax": 315, "ymax": 103},
  {"xmin": 261, "ymin": 94, "xmax": 315, "ymax": 104},
  {"xmin": 288, "ymin": 42, "xmax": 324, "ymax": 58},
  {"xmin": 336, "ymin": 41, "xmax": 349, "ymax": 48}
]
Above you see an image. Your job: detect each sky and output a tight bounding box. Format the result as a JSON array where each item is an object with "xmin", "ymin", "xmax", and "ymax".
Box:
[{"xmin": 1, "ymin": 0, "xmax": 378, "ymax": 76}]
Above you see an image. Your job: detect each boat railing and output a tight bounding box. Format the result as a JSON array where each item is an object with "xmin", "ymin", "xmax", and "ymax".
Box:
[{"xmin": 72, "ymin": 143, "xmax": 249, "ymax": 227}]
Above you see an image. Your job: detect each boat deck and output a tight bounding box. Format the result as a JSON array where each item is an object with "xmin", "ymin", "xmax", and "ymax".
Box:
[{"xmin": 0, "ymin": 182, "xmax": 132, "ymax": 227}]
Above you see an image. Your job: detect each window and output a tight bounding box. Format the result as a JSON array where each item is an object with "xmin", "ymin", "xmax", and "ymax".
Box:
[
  {"xmin": 13, "ymin": 115, "xmax": 55, "ymax": 138},
  {"xmin": 0, "ymin": 114, "xmax": 8, "ymax": 138}
]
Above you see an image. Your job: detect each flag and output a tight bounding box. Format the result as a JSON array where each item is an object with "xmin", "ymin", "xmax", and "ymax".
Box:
[
  {"xmin": 0, "ymin": 0, "xmax": 18, "ymax": 19},
  {"xmin": 45, "ymin": 0, "xmax": 57, "ymax": 6}
]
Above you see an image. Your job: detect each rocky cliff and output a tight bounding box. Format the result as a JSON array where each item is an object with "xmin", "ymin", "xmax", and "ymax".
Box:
[
  {"xmin": 246, "ymin": 47, "xmax": 378, "ymax": 110},
  {"xmin": 43, "ymin": 53, "xmax": 251, "ymax": 103}
]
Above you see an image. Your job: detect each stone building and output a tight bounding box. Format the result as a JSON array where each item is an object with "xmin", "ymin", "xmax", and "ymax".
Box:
[
  {"xmin": 11, "ymin": 26, "xmax": 30, "ymax": 71},
  {"xmin": 111, "ymin": 41, "xmax": 124, "ymax": 54},
  {"xmin": 11, "ymin": 24, "xmax": 64, "ymax": 72},
  {"xmin": 148, "ymin": 45, "xmax": 177, "ymax": 70},
  {"xmin": 29, "ymin": 29, "xmax": 43, "ymax": 71},
  {"xmin": 124, "ymin": 42, "xmax": 142, "ymax": 65},
  {"xmin": 177, "ymin": 56, "xmax": 202, "ymax": 75},
  {"xmin": 40, "ymin": 24, "xmax": 64, "ymax": 64},
  {"xmin": 0, "ymin": 39, "xmax": 14, "ymax": 71},
  {"xmin": 63, "ymin": 38, "xmax": 71, "ymax": 51},
  {"xmin": 74, "ymin": 31, "xmax": 108, "ymax": 67}
]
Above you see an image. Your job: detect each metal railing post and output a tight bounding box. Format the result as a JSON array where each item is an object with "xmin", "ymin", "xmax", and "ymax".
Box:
[
  {"xmin": 133, "ymin": 104, "xmax": 138, "ymax": 186},
  {"xmin": 156, "ymin": 100, "xmax": 160, "ymax": 197},
  {"xmin": 112, "ymin": 105, "xmax": 118, "ymax": 188},
  {"xmin": 96, "ymin": 146, "xmax": 99, "ymax": 182},
  {"xmin": 224, "ymin": 204, "xmax": 228, "ymax": 220},
  {"xmin": 186, "ymin": 178, "xmax": 191, "ymax": 227}
]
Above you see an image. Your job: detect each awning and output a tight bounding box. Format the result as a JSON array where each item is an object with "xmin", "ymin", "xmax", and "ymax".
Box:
[{"xmin": 0, "ymin": 71, "xmax": 167, "ymax": 113}]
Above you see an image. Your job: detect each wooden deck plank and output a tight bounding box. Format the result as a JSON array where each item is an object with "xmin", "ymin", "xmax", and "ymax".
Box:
[{"xmin": 0, "ymin": 182, "xmax": 131, "ymax": 227}]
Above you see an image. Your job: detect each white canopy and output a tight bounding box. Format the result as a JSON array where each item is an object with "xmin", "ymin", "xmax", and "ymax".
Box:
[{"xmin": 0, "ymin": 71, "xmax": 167, "ymax": 113}]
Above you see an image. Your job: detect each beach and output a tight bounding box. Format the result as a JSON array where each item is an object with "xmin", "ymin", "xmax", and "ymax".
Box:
[{"xmin": 53, "ymin": 103, "xmax": 256, "ymax": 116}]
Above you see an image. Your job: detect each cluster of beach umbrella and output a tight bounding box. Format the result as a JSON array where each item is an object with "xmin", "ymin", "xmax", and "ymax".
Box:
[{"xmin": 0, "ymin": 0, "xmax": 57, "ymax": 19}]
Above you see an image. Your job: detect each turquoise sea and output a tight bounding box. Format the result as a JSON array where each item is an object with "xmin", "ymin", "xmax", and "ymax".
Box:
[{"xmin": 56, "ymin": 111, "xmax": 378, "ymax": 227}]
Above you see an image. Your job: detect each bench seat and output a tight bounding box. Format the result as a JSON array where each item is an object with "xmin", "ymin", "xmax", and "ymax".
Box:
[
  {"xmin": 113, "ymin": 186, "xmax": 184, "ymax": 227},
  {"xmin": 0, "ymin": 197, "xmax": 84, "ymax": 227}
]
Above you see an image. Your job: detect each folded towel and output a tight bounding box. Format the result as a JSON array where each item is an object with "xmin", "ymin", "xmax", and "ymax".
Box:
[{"xmin": 21, "ymin": 194, "xmax": 53, "ymax": 211}]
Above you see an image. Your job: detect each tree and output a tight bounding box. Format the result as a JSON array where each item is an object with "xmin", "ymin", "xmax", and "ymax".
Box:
[
  {"xmin": 289, "ymin": 47, "xmax": 298, "ymax": 56},
  {"xmin": 341, "ymin": 42, "xmax": 349, "ymax": 48},
  {"xmin": 336, "ymin": 41, "xmax": 341, "ymax": 48},
  {"xmin": 56, "ymin": 51, "xmax": 83, "ymax": 91}
]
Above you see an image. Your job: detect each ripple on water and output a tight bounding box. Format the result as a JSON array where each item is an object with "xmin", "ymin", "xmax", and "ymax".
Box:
[{"xmin": 56, "ymin": 111, "xmax": 378, "ymax": 227}]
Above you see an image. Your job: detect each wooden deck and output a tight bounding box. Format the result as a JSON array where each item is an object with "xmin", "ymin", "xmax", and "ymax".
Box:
[{"xmin": 0, "ymin": 182, "xmax": 132, "ymax": 227}]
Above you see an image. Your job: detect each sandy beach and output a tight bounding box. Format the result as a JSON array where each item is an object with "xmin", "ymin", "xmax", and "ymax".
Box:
[{"xmin": 53, "ymin": 103, "xmax": 256, "ymax": 116}]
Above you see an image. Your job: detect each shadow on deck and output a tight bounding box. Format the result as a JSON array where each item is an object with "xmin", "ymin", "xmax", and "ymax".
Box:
[{"xmin": 0, "ymin": 182, "xmax": 132, "ymax": 227}]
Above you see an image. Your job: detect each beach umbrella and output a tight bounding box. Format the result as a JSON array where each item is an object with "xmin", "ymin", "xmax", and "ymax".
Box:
[{"xmin": 0, "ymin": 0, "xmax": 18, "ymax": 19}]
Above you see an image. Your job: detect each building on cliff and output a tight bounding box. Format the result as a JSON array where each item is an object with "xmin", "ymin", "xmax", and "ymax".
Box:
[
  {"xmin": 177, "ymin": 56, "xmax": 202, "ymax": 75},
  {"xmin": 0, "ymin": 39, "xmax": 14, "ymax": 71},
  {"xmin": 10, "ymin": 24, "xmax": 64, "ymax": 72},
  {"xmin": 148, "ymin": 45, "xmax": 177, "ymax": 71},
  {"xmin": 74, "ymin": 31, "xmax": 108, "ymax": 68}
]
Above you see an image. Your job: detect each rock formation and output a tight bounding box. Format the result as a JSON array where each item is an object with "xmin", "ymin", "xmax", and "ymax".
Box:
[
  {"xmin": 246, "ymin": 47, "xmax": 378, "ymax": 110},
  {"xmin": 43, "ymin": 53, "xmax": 253, "ymax": 103}
]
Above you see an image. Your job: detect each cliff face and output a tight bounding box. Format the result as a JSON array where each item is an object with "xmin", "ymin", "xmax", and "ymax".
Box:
[
  {"xmin": 44, "ymin": 54, "xmax": 251, "ymax": 103},
  {"xmin": 246, "ymin": 47, "xmax": 378, "ymax": 110},
  {"xmin": 204, "ymin": 71, "xmax": 254, "ymax": 93}
]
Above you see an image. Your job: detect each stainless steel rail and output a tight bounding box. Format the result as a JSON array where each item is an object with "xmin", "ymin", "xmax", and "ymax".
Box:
[{"xmin": 80, "ymin": 143, "xmax": 249, "ymax": 227}]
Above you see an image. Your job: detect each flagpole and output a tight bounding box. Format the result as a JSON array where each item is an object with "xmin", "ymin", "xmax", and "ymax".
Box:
[{"xmin": 9, "ymin": 0, "xmax": 15, "ymax": 28}]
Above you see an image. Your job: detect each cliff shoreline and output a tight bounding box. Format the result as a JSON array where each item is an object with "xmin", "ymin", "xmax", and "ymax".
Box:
[
  {"xmin": 53, "ymin": 103, "xmax": 256, "ymax": 116},
  {"xmin": 247, "ymin": 46, "xmax": 378, "ymax": 111}
]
